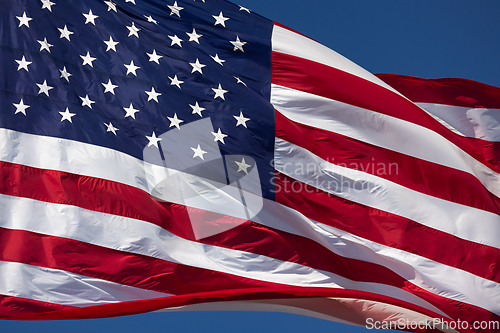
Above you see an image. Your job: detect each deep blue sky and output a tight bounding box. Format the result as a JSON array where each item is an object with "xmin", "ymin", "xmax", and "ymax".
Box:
[
  {"xmin": 251, "ymin": 0, "xmax": 500, "ymax": 88},
  {"xmin": 2, "ymin": 1, "xmax": 499, "ymax": 332}
]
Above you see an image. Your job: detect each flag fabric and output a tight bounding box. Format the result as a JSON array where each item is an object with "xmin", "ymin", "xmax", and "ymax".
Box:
[{"xmin": 1, "ymin": 0, "xmax": 499, "ymax": 332}]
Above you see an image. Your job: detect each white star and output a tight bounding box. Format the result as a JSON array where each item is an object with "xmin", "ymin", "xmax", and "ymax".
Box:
[
  {"xmin": 235, "ymin": 158, "xmax": 252, "ymax": 174},
  {"xmin": 212, "ymin": 84, "xmax": 228, "ymax": 100},
  {"xmin": 104, "ymin": 122, "xmax": 119, "ymax": 135},
  {"xmin": 186, "ymin": 28, "xmax": 202, "ymax": 44},
  {"xmin": 59, "ymin": 107, "xmax": 76, "ymax": 123},
  {"xmin": 125, "ymin": 0, "xmax": 136, "ymax": 3},
  {"xmin": 80, "ymin": 95, "xmax": 95, "ymax": 109},
  {"xmin": 234, "ymin": 112, "xmax": 250, "ymax": 128},
  {"xmin": 104, "ymin": 1, "xmax": 117, "ymax": 12},
  {"xmin": 83, "ymin": 10, "xmax": 98, "ymax": 25},
  {"xmin": 123, "ymin": 103, "xmax": 139, "ymax": 119},
  {"xmin": 104, "ymin": 36, "xmax": 119, "ymax": 52},
  {"xmin": 239, "ymin": 6, "xmax": 250, "ymax": 13},
  {"xmin": 234, "ymin": 76, "xmax": 247, "ymax": 87},
  {"xmin": 38, "ymin": 38, "xmax": 53, "ymax": 52},
  {"xmin": 168, "ymin": 1, "xmax": 183, "ymax": 17},
  {"xmin": 147, "ymin": 50, "xmax": 163, "ymax": 64},
  {"xmin": 36, "ymin": 80, "xmax": 53, "ymax": 96},
  {"xmin": 169, "ymin": 75, "xmax": 184, "ymax": 89},
  {"xmin": 189, "ymin": 59, "xmax": 206, "ymax": 74},
  {"xmin": 144, "ymin": 15, "xmax": 158, "ymax": 24},
  {"xmin": 168, "ymin": 113, "xmax": 183, "ymax": 130},
  {"xmin": 40, "ymin": 0, "xmax": 55, "ymax": 12},
  {"xmin": 16, "ymin": 12, "xmax": 33, "ymax": 28},
  {"xmin": 127, "ymin": 22, "xmax": 140, "ymax": 38},
  {"xmin": 124, "ymin": 60, "xmax": 140, "ymax": 76},
  {"xmin": 146, "ymin": 132, "xmax": 162, "ymax": 148},
  {"xmin": 102, "ymin": 79, "xmax": 118, "ymax": 94},
  {"xmin": 15, "ymin": 56, "xmax": 32, "ymax": 72},
  {"xmin": 168, "ymin": 35, "xmax": 182, "ymax": 47},
  {"xmin": 191, "ymin": 144, "xmax": 207, "ymax": 160},
  {"xmin": 230, "ymin": 36, "xmax": 246, "ymax": 52},
  {"xmin": 58, "ymin": 25, "xmax": 74, "ymax": 41},
  {"xmin": 190, "ymin": 102, "xmax": 205, "ymax": 117},
  {"xmin": 213, "ymin": 12, "xmax": 229, "ymax": 27},
  {"xmin": 80, "ymin": 52, "xmax": 96, "ymax": 67},
  {"xmin": 210, "ymin": 54, "xmax": 225, "ymax": 66},
  {"xmin": 145, "ymin": 87, "xmax": 161, "ymax": 102},
  {"xmin": 212, "ymin": 128, "xmax": 228, "ymax": 144},
  {"xmin": 13, "ymin": 99, "xmax": 30, "ymax": 116},
  {"xmin": 59, "ymin": 66, "xmax": 72, "ymax": 82}
]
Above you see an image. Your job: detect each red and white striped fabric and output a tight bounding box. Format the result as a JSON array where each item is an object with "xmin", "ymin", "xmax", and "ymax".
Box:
[
  {"xmin": 1, "ymin": 20, "xmax": 499, "ymax": 333},
  {"xmin": 269, "ymin": 23, "xmax": 500, "ymax": 332}
]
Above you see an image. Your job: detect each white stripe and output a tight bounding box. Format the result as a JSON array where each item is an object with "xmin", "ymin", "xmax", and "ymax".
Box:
[
  {"xmin": 255, "ymin": 200, "xmax": 456, "ymax": 317},
  {"xmin": 311, "ymin": 218, "xmax": 500, "ymax": 317},
  {"xmin": 0, "ymin": 128, "xmax": 161, "ymax": 192},
  {"xmin": 417, "ymin": 103, "xmax": 500, "ymax": 142},
  {"xmin": 141, "ymin": 168, "xmax": 496, "ymax": 315},
  {"xmin": 0, "ymin": 129, "xmax": 494, "ymax": 315},
  {"xmin": 134, "ymin": 166, "xmax": 497, "ymax": 317},
  {"xmin": 0, "ymin": 261, "xmax": 170, "ymax": 307},
  {"xmin": 0, "ymin": 193, "xmax": 446, "ymax": 314},
  {"xmin": 271, "ymin": 24, "xmax": 402, "ymax": 96},
  {"xmin": 262, "ymin": 188, "xmax": 500, "ymax": 316},
  {"xmin": 274, "ymin": 137, "xmax": 500, "ymax": 250},
  {"xmin": 0, "ymin": 129, "xmax": 497, "ymax": 315},
  {"xmin": 104, "ymin": 158, "xmax": 495, "ymax": 318},
  {"xmin": 271, "ymin": 84, "xmax": 500, "ymax": 198},
  {"xmin": 274, "ymin": 138, "xmax": 500, "ymax": 313}
]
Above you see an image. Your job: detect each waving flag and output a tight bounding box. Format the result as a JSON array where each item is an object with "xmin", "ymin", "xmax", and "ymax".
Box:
[{"xmin": 1, "ymin": 0, "xmax": 499, "ymax": 332}]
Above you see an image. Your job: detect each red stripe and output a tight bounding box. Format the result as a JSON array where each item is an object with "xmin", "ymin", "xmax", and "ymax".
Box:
[
  {"xmin": 0, "ymin": 161, "xmax": 411, "ymax": 289},
  {"xmin": 1, "ymin": 159, "xmax": 499, "ymax": 289},
  {"xmin": 177, "ymin": 208, "xmax": 408, "ymax": 287},
  {"xmin": 0, "ymin": 227, "xmax": 292, "ymax": 296},
  {"xmin": 274, "ymin": 172, "xmax": 500, "ymax": 284},
  {"xmin": 6, "ymin": 178, "xmax": 494, "ymax": 327},
  {"xmin": 190, "ymin": 214, "xmax": 500, "ymax": 329},
  {"xmin": 276, "ymin": 110, "xmax": 500, "ymax": 216},
  {"xmin": 273, "ymin": 22, "xmax": 312, "ymax": 40},
  {"xmin": 2, "ymin": 288, "xmax": 452, "ymax": 324},
  {"xmin": 7, "ymin": 289, "xmax": 443, "ymax": 321},
  {"xmin": 1, "ymin": 165, "xmax": 497, "ymax": 328},
  {"xmin": 274, "ymin": 174, "xmax": 500, "ymax": 330},
  {"xmin": 0, "ymin": 161, "xmax": 184, "ymax": 237},
  {"xmin": 11, "ymin": 287, "xmax": 498, "ymax": 333},
  {"xmin": 0, "ymin": 294, "xmax": 76, "ymax": 318},
  {"xmin": 376, "ymin": 74, "xmax": 500, "ymax": 109},
  {"xmin": 402, "ymin": 283, "xmax": 500, "ymax": 333},
  {"xmin": 272, "ymin": 51, "xmax": 500, "ymax": 173},
  {"xmin": 0, "ymin": 205, "xmax": 467, "ymax": 324}
]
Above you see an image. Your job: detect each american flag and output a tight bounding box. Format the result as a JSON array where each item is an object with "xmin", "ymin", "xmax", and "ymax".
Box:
[{"xmin": 1, "ymin": 0, "xmax": 499, "ymax": 331}]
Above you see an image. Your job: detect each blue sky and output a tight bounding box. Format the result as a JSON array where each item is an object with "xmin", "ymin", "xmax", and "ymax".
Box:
[
  {"xmin": 2, "ymin": 1, "xmax": 499, "ymax": 332},
  {"xmin": 250, "ymin": 0, "xmax": 500, "ymax": 88}
]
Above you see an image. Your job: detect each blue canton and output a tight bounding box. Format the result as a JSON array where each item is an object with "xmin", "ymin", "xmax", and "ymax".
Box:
[{"xmin": 0, "ymin": 0, "xmax": 276, "ymax": 199}]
